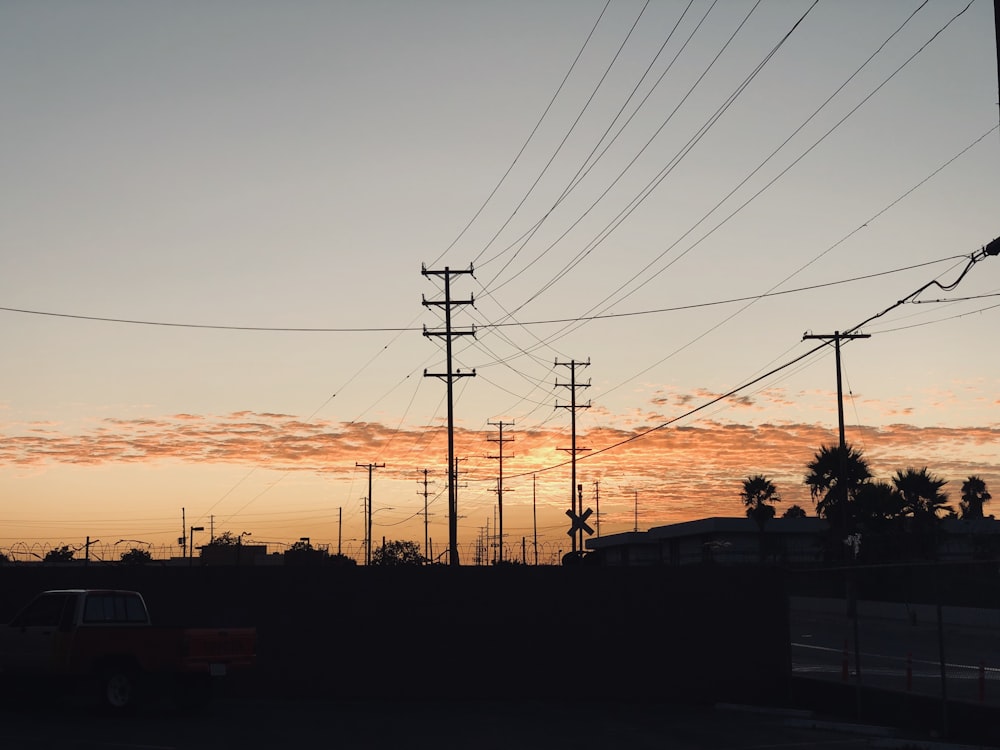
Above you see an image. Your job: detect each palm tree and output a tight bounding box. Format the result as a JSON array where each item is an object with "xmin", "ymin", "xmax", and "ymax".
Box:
[
  {"xmin": 741, "ymin": 475, "xmax": 780, "ymax": 563},
  {"xmin": 892, "ymin": 467, "xmax": 951, "ymax": 559},
  {"xmin": 959, "ymin": 475, "xmax": 992, "ymax": 519},
  {"xmin": 853, "ymin": 480, "xmax": 904, "ymax": 560},
  {"xmin": 893, "ymin": 467, "xmax": 951, "ymax": 519},
  {"xmin": 804, "ymin": 444, "xmax": 872, "ymax": 530}
]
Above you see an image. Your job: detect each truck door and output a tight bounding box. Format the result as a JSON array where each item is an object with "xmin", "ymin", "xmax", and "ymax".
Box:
[{"xmin": 2, "ymin": 592, "xmax": 74, "ymax": 674}]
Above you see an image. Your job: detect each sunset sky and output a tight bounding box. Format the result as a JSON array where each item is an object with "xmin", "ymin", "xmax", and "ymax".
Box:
[{"xmin": 1, "ymin": 1, "xmax": 998, "ymax": 563}]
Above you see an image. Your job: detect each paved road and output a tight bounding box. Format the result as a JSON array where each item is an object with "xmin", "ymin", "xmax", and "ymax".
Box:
[
  {"xmin": 0, "ymin": 695, "xmax": 927, "ymax": 750},
  {"xmin": 790, "ymin": 596, "xmax": 1000, "ymax": 705}
]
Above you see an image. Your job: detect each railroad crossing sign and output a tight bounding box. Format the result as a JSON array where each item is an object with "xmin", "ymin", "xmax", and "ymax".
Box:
[{"xmin": 566, "ymin": 507, "xmax": 594, "ymax": 537}]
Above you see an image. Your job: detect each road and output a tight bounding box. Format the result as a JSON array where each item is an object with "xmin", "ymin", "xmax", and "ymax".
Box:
[
  {"xmin": 790, "ymin": 596, "xmax": 1000, "ymax": 705},
  {"xmin": 0, "ymin": 694, "xmax": 921, "ymax": 750}
]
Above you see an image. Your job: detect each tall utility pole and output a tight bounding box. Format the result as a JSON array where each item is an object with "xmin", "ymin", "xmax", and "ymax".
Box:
[
  {"xmin": 486, "ymin": 420, "xmax": 514, "ymax": 564},
  {"xmin": 532, "ymin": 474, "xmax": 538, "ymax": 565},
  {"xmin": 594, "ymin": 481, "xmax": 601, "ymax": 538},
  {"xmin": 422, "ymin": 264, "xmax": 476, "ymax": 566},
  {"xmin": 801, "ymin": 330, "xmax": 870, "ymax": 527},
  {"xmin": 418, "ymin": 469, "xmax": 433, "ymax": 562},
  {"xmin": 357, "ymin": 462, "xmax": 385, "ymax": 565},
  {"xmin": 555, "ymin": 359, "xmax": 590, "ymax": 554},
  {"xmin": 802, "ymin": 329, "xmax": 869, "ymax": 720}
]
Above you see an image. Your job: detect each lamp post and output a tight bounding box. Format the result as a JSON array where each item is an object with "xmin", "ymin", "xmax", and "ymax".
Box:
[{"xmin": 189, "ymin": 526, "xmax": 204, "ymax": 564}]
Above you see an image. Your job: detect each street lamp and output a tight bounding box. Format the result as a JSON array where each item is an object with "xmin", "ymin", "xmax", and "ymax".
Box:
[{"xmin": 189, "ymin": 526, "xmax": 205, "ymax": 562}]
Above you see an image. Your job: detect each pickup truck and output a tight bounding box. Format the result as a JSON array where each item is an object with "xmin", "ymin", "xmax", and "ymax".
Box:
[{"xmin": 0, "ymin": 589, "xmax": 255, "ymax": 711}]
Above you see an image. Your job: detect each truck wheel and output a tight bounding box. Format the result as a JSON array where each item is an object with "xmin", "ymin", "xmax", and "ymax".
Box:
[{"xmin": 100, "ymin": 665, "xmax": 140, "ymax": 713}]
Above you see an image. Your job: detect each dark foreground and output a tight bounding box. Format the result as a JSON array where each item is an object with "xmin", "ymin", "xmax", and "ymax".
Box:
[{"xmin": 0, "ymin": 693, "xmax": 962, "ymax": 750}]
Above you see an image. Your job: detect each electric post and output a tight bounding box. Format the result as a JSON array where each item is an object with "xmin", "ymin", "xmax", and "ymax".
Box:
[
  {"xmin": 418, "ymin": 469, "xmax": 433, "ymax": 562},
  {"xmin": 422, "ymin": 264, "xmax": 476, "ymax": 566},
  {"xmin": 802, "ymin": 329, "xmax": 869, "ymax": 718},
  {"xmin": 357, "ymin": 462, "xmax": 385, "ymax": 565},
  {"xmin": 555, "ymin": 359, "xmax": 591, "ymax": 557},
  {"xmin": 487, "ymin": 420, "xmax": 514, "ymax": 564}
]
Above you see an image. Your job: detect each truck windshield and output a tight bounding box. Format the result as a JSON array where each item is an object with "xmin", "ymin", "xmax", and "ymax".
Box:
[{"xmin": 83, "ymin": 593, "xmax": 147, "ymax": 624}]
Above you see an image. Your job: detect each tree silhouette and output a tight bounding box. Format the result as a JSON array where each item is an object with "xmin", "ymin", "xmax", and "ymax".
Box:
[
  {"xmin": 43, "ymin": 545, "xmax": 75, "ymax": 562},
  {"xmin": 893, "ymin": 467, "xmax": 951, "ymax": 521},
  {"xmin": 208, "ymin": 530, "xmax": 240, "ymax": 546},
  {"xmin": 804, "ymin": 444, "xmax": 872, "ymax": 530},
  {"xmin": 892, "ymin": 467, "xmax": 951, "ymax": 559},
  {"xmin": 371, "ymin": 540, "xmax": 425, "ymax": 566},
  {"xmin": 781, "ymin": 505, "xmax": 807, "ymax": 519},
  {"xmin": 120, "ymin": 547, "xmax": 152, "ymax": 565},
  {"xmin": 959, "ymin": 475, "xmax": 992, "ymax": 519},
  {"xmin": 741, "ymin": 475, "xmax": 780, "ymax": 563},
  {"xmin": 853, "ymin": 480, "xmax": 904, "ymax": 560}
]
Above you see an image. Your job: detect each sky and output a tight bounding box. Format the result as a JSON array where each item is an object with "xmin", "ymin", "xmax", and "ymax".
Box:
[{"xmin": 1, "ymin": 0, "xmax": 998, "ymax": 563}]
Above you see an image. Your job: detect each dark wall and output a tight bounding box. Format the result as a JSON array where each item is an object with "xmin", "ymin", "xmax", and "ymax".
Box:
[{"xmin": 0, "ymin": 565, "xmax": 789, "ymax": 703}]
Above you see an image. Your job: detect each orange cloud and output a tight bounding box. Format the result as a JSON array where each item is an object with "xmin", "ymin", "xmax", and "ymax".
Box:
[{"xmin": 2, "ymin": 413, "xmax": 998, "ymax": 535}]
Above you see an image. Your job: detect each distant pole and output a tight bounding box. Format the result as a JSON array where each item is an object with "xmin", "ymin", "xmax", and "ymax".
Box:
[
  {"xmin": 634, "ymin": 490, "xmax": 638, "ymax": 532},
  {"xmin": 532, "ymin": 474, "xmax": 538, "ymax": 566},
  {"xmin": 357, "ymin": 462, "xmax": 385, "ymax": 565},
  {"xmin": 181, "ymin": 507, "xmax": 186, "ymax": 559},
  {"xmin": 556, "ymin": 359, "xmax": 591, "ymax": 553},
  {"xmin": 594, "ymin": 481, "xmax": 601, "ymax": 538},
  {"xmin": 802, "ymin": 332, "xmax": 870, "ymax": 526},
  {"xmin": 338, "ymin": 507, "xmax": 342, "ymax": 556},
  {"xmin": 803, "ymin": 329, "xmax": 870, "ymax": 721},
  {"xmin": 487, "ymin": 420, "xmax": 514, "ymax": 564},
  {"xmin": 419, "ymin": 469, "xmax": 432, "ymax": 561},
  {"xmin": 422, "ymin": 264, "xmax": 476, "ymax": 566}
]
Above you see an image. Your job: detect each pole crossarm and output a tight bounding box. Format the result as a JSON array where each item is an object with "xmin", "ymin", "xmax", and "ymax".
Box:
[
  {"xmin": 486, "ymin": 420, "xmax": 515, "ymax": 563},
  {"xmin": 422, "ymin": 264, "xmax": 476, "ymax": 566},
  {"xmin": 356, "ymin": 462, "xmax": 385, "ymax": 565},
  {"xmin": 555, "ymin": 359, "xmax": 592, "ymax": 555}
]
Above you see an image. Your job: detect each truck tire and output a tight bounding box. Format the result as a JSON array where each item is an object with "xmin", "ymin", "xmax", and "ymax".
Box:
[{"xmin": 99, "ymin": 663, "xmax": 141, "ymax": 713}]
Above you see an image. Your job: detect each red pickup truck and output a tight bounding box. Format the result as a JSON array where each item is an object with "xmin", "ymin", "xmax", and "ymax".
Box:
[{"xmin": 0, "ymin": 589, "xmax": 255, "ymax": 711}]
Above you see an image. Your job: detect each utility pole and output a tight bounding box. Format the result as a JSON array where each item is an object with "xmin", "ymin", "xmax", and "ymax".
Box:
[
  {"xmin": 338, "ymin": 507, "xmax": 342, "ymax": 556},
  {"xmin": 418, "ymin": 469, "xmax": 433, "ymax": 562},
  {"xmin": 801, "ymin": 331, "xmax": 870, "ymax": 529},
  {"xmin": 532, "ymin": 474, "xmax": 538, "ymax": 565},
  {"xmin": 555, "ymin": 359, "xmax": 590, "ymax": 554},
  {"xmin": 181, "ymin": 508, "xmax": 186, "ymax": 559},
  {"xmin": 356, "ymin": 462, "xmax": 385, "ymax": 565},
  {"xmin": 802, "ymin": 329, "xmax": 869, "ymax": 720},
  {"xmin": 594, "ymin": 480, "xmax": 601, "ymax": 538},
  {"xmin": 486, "ymin": 420, "xmax": 514, "ymax": 564},
  {"xmin": 422, "ymin": 264, "xmax": 476, "ymax": 566}
]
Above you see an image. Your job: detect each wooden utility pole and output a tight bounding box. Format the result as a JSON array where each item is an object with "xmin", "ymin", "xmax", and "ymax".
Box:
[
  {"xmin": 356, "ymin": 462, "xmax": 385, "ymax": 565},
  {"xmin": 556, "ymin": 359, "xmax": 590, "ymax": 554},
  {"xmin": 422, "ymin": 264, "xmax": 476, "ymax": 566},
  {"xmin": 532, "ymin": 474, "xmax": 538, "ymax": 565},
  {"xmin": 594, "ymin": 480, "xmax": 601, "ymax": 538},
  {"xmin": 802, "ymin": 329, "xmax": 869, "ymax": 720},
  {"xmin": 487, "ymin": 420, "xmax": 514, "ymax": 563},
  {"xmin": 801, "ymin": 331, "xmax": 870, "ymax": 523},
  {"xmin": 418, "ymin": 469, "xmax": 433, "ymax": 562}
]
